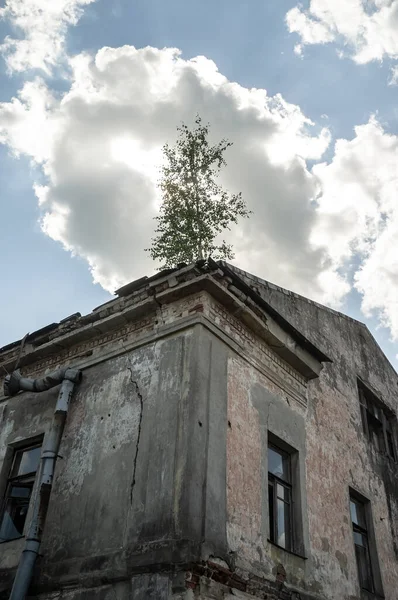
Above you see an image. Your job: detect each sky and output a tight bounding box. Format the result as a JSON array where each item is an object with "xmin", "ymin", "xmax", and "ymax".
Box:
[{"xmin": 0, "ymin": 0, "xmax": 398, "ymax": 369}]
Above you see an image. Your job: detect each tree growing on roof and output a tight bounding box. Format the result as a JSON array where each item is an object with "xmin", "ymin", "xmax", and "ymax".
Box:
[{"xmin": 146, "ymin": 115, "xmax": 251, "ymax": 269}]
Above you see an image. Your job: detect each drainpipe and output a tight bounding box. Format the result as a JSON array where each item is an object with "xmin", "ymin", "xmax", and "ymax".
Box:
[{"xmin": 4, "ymin": 367, "xmax": 82, "ymax": 600}]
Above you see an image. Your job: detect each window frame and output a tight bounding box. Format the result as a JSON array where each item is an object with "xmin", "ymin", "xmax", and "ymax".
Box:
[
  {"xmin": 349, "ymin": 488, "xmax": 384, "ymax": 599},
  {"xmin": 350, "ymin": 497, "xmax": 374, "ymax": 593},
  {"xmin": 0, "ymin": 440, "xmax": 42, "ymax": 544},
  {"xmin": 358, "ymin": 379, "xmax": 397, "ymax": 461},
  {"xmin": 267, "ymin": 441, "xmax": 293, "ymax": 552}
]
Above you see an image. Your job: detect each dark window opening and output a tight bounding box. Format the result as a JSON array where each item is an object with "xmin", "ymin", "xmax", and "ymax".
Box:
[
  {"xmin": 358, "ymin": 380, "xmax": 396, "ymax": 460},
  {"xmin": 0, "ymin": 443, "xmax": 42, "ymax": 542},
  {"xmin": 268, "ymin": 444, "xmax": 292, "ymax": 551},
  {"xmin": 350, "ymin": 497, "xmax": 374, "ymax": 593}
]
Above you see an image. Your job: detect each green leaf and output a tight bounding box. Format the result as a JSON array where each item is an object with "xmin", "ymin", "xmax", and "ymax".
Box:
[{"xmin": 146, "ymin": 114, "xmax": 251, "ymax": 268}]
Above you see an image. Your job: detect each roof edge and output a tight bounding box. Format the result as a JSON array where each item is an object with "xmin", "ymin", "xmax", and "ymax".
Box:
[
  {"xmin": 215, "ymin": 260, "xmax": 331, "ymax": 364},
  {"xmin": 221, "ymin": 262, "xmax": 366, "ymax": 328}
]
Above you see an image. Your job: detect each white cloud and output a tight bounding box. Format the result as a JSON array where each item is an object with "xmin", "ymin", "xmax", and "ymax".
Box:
[
  {"xmin": 287, "ymin": 6, "xmax": 335, "ymax": 47},
  {"xmin": 355, "ymin": 220, "xmax": 398, "ymax": 336},
  {"xmin": 0, "ymin": 45, "xmax": 338, "ymax": 302},
  {"xmin": 389, "ymin": 65, "xmax": 398, "ymax": 84},
  {"xmin": 312, "ymin": 118, "xmax": 398, "ymax": 338},
  {"xmin": 0, "ymin": 78, "xmax": 59, "ymax": 161},
  {"xmin": 286, "ymin": 1, "xmax": 398, "ymax": 68},
  {"xmin": 1, "ymin": 44, "xmax": 398, "ymax": 340},
  {"xmin": 0, "ymin": 0, "xmax": 96, "ymax": 74},
  {"xmin": 294, "ymin": 44, "xmax": 303, "ymax": 56}
]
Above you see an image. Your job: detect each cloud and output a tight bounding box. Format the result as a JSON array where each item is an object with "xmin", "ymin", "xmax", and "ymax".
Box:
[
  {"xmin": 1, "ymin": 44, "xmax": 398, "ymax": 340},
  {"xmin": 286, "ymin": 1, "xmax": 398, "ymax": 72},
  {"xmin": 355, "ymin": 220, "xmax": 398, "ymax": 336},
  {"xmin": 312, "ymin": 118, "xmax": 398, "ymax": 338},
  {"xmin": 0, "ymin": 0, "xmax": 96, "ymax": 74},
  {"xmin": 389, "ymin": 65, "xmax": 398, "ymax": 84},
  {"xmin": 0, "ymin": 45, "xmax": 338, "ymax": 302}
]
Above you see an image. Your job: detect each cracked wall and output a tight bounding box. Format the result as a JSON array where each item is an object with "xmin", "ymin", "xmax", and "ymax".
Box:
[
  {"xmin": 0, "ymin": 297, "xmax": 231, "ymax": 599},
  {"xmin": 226, "ymin": 356, "xmax": 312, "ymax": 594},
  {"xmin": 0, "ymin": 274, "xmax": 397, "ymax": 600},
  {"xmin": 0, "ymin": 326, "xmax": 198, "ymax": 595},
  {"xmin": 225, "ymin": 268, "xmax": 398, "ymax": 600}
]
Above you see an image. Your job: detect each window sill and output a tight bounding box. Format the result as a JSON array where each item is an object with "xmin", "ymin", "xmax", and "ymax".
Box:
[{"xmin": 267, "ymin": 540, "xmax": 307, "ymax": 560}]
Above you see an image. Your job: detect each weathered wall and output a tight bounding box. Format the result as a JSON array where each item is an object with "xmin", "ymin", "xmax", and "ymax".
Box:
[
  {"xmin": 0, "ymin": 297, "xmax": 232, "ymax": 598},
  {"xmin": 226, "ymin": 356, "xmax": 311, "ymax": 586},
  {"xmin": 0, "ymin": 269, "xmax": 397, "ymax": 600},
  {"xmin": 226, "ymin": 266, "xmax": 398, "ymax": 600},
  {"xmin": 1, "ymin": 328, "xmax": 210, "ymax": 595}
]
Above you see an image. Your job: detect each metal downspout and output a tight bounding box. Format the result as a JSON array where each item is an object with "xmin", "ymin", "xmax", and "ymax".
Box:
[{"xmin": 4, "ymin": 368, "xmax": 82, "ymax": 600}]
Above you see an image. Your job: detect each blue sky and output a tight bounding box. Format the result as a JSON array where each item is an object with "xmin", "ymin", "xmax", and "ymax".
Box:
[{"xmin": 0, "ymin": 0, "xmax": 398, "ymax": 369}]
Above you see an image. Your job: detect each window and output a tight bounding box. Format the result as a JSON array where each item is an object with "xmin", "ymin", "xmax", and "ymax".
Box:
[
  {"xmin": 350, "ymin": 496, "xmax": 374, "ymax": 593},
  {"xmin": 358, "ymin": 380, "xmax": 397, "ymax": 460},
  {"xmin": 268, "ymin": 444, "xmax": 292, "ymax": 551},
  {"xmin": 0, "ymin": 443, "xmax": 42, "ymax": 542},
  {"xmin": 349, "ymin": 491, "xmax": 384, "ymax": 598}
]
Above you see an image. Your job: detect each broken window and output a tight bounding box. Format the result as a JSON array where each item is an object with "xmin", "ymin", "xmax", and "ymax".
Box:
[
  {"xmin": 0, "ymin": 443, "xmax": 42, "ymax": 542},
  {"xmin": 268, "ymin": 444, "xmax": 292, "ymax": 551},
  {"xmin": 358, "ymin": 380, "xmax": 397, "ymax": 460}
]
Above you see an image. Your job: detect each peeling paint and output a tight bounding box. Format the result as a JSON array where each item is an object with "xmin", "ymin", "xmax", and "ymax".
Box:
[{"xmin": 0, "ymin": 265, "xmax": 397, "ymax": 599}]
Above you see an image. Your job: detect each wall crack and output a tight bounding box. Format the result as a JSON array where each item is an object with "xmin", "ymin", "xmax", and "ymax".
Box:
[
  {"xmin": 127, "ymin": 364, "xmax": 144, "ymax": 505},
  {"xmin": 266, "ymin": 398, "xmax": 274, "ymax": 431}
]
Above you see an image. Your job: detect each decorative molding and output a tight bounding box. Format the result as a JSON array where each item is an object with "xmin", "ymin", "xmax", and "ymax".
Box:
[
  {"xmin": 1, "ymin": 289, "xmax": 307, "ymax": 408},
  {"xmin": 208, "ymin": 300, "xmax": 307, "ymax": 406},
  {"xmin": 24, "ymin": 317, "xmax": 154, "ymax": 378}
]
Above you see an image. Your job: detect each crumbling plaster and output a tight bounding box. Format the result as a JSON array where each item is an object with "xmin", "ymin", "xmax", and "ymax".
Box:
[
  {"xmin": 226, "ymin": 265, "xmax": 398, "ymax": 599},
  {"xmin": 0, "ymin": 263, "xmax": 396, "ymax": 599}
]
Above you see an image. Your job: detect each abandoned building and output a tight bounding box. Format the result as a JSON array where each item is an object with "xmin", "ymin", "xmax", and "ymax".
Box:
[{"xmin": 0, "ymin": 259, "xmax": 397, "ymax": 600}]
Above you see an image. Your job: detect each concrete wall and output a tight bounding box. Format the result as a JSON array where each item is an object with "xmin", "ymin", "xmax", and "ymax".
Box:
[
  {"xmin": 0, "ymin": 312, "xmax": 232, "ymax": 599},
  {"xmin": 228, "ymin": 267, "xmax": 398, "ymax": 599},
  {"xmin": 0, "ymin": 274, "xmax": 397, "ymax": 599},
  {"xmin": 226, "ymin": 356, "xmax": 310, "ymax": 584}
]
